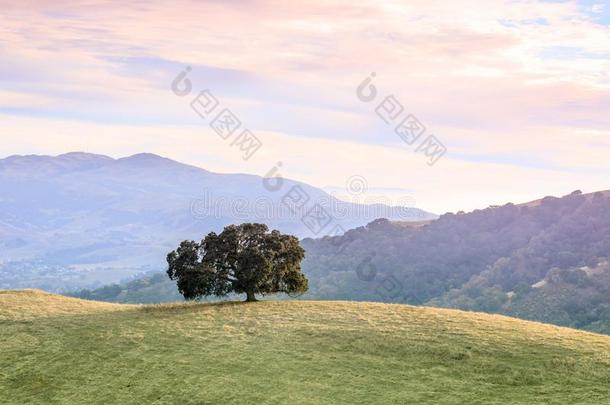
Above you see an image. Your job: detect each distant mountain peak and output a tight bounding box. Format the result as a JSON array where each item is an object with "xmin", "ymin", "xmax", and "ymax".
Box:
[
  {"xmin": 121, "ymin": 153, "xmax": 166, "ymax": 161},
  {"xmin": 114, "ymin": 153, "xmax": 208, "ymax": 173},
  {"xmin": 56, "ymin": 152, "xmax": 114, "ymax": 161}
]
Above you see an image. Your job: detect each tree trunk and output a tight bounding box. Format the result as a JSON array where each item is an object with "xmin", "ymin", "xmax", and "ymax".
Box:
[{"xmin": 245, "ymin": 290, "xmax": 258, "ymax": 302}]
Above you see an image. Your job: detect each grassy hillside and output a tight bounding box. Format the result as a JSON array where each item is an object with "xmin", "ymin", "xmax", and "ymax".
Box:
[{"xmin": 2, "ymin": 291, "xmax": 610, "ymax": 404}]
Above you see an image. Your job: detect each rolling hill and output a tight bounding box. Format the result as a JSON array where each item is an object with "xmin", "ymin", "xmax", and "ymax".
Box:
[
  {"xmin": 75, "ymin": 189, "xmax": 610, "ymax": 334},
  {"xmin": 0, "ymin": 152, "xmax": 433, "ymax": 291},
  {"xmin": 1, "ymin": 290, "xmax": 610, "ymax": 404}
]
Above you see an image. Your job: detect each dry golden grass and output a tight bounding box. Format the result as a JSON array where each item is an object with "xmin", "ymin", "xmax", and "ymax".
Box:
[{"xmin": 0, "ymin": 289, "xmax": 135, "ymax": 320}]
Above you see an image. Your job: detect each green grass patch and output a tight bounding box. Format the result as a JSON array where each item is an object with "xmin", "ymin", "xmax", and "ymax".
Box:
[{"xmin": 1, "ymin": 290, "xmax": 610, "ymax": 404}]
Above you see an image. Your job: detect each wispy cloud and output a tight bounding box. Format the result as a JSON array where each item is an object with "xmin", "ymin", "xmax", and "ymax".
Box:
[{"xmin": 1, "ymin": 0, "xmax": 609, "ymax": 211}]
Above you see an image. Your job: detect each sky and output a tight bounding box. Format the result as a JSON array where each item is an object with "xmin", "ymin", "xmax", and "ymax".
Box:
[{"xmin": 1, "ymin": 0, "xmax": 610, "ymax": 214}]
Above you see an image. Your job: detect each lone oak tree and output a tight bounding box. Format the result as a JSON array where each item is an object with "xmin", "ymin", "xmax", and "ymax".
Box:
[{"xmin": 167, "ymin": 223, "xmax": 308, "ymax": 302}]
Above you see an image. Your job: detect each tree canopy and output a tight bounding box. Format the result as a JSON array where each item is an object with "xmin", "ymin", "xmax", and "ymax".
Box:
[{"xmin": 167, "ymin": 223, "xmax": 308, "ymax": 301}]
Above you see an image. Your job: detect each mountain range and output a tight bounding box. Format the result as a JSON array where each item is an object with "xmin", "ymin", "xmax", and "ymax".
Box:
[{"xmin": 0, "ymin": 152, "xmax": 433, "ymax": 291}]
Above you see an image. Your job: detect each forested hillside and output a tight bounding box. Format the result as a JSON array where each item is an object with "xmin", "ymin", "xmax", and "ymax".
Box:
[
  {"xmin": 302, "ymin": 190, "xmax": 610, "ymax": 333},
  {"xmin": 72, "ymin": 190, "xmax": 610, "ymax": 334}
]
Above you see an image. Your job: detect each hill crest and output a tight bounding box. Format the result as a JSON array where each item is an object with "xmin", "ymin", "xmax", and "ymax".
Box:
[{"xmin": 3, "ymin": 289, "xmax": 610, "ymax": 340}]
